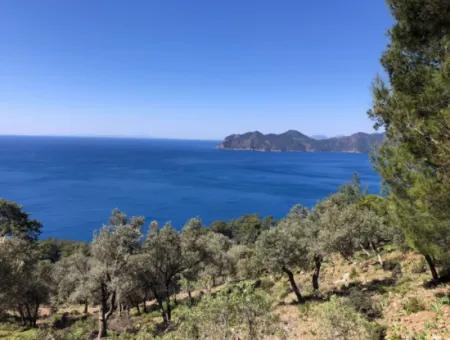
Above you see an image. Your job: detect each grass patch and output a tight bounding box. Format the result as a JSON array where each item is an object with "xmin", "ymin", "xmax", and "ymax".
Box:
[{"xmin": 402, "ymin": 296, "xmax": 426, "ymax": 315}]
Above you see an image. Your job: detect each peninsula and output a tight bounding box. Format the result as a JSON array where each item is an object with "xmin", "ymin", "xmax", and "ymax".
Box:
[{"xmin": 219, "ymin": 130, "xmax": 384, "ymax": 153}]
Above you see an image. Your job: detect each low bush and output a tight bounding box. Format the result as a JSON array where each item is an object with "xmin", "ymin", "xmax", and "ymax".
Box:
[
  {"xmin": 344, "ymin": 288, "xmax": 382, "ymax": 319},
  {"xmin": 402, "ymin": 296, "xmax": 426, "ymax": 315},
  {"xmin": 312, "ymin": 295, "xmax": 382, "ymax": 340},
  {"xmin": 176, "ymin": 281, "xmax": 280, "ymax": 339},
  {"xmin": 410, "ymin": 258, "xmax": 427, "ymax": 274},
  {"xmin": 37, "ymin": 317, "xmax": 96, "ymax": 340}
]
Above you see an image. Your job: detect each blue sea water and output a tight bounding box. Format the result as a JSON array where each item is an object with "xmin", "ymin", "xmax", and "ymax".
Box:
[{"xmin": 0, "ymin": 136, "xmax": 380, "ymax": 240}]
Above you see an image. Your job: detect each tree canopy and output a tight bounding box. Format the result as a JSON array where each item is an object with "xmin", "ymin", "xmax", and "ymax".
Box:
[{"xmin": 368, "ymin": 0, "xmax": 450, "ymax": 279}]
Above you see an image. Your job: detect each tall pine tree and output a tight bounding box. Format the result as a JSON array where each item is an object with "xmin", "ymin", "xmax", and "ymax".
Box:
[{"xmin": 369, "ymin": 0, "xmax": 450, "ymax": 280}]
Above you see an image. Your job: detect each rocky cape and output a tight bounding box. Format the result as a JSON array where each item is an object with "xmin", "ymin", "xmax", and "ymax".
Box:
[{"xmin": 219, "ymin": 130, "xmax": 384, "ymax": 153}]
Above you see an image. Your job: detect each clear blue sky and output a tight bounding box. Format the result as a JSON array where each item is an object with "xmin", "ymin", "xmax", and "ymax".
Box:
[{"xmin": 0, "ymin": 0, "xmax": 392, "ymax": 140}]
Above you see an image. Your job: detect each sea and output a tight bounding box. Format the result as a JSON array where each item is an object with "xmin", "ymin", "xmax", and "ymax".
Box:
[{"xmin": 0, "ymin": 136, "xmax": 380, "ymax": 240}]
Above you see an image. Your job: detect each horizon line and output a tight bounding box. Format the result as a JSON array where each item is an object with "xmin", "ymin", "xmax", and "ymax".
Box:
[{"xmin": 0, "ymin": 128, "xmax": 382, "ymax": 141}]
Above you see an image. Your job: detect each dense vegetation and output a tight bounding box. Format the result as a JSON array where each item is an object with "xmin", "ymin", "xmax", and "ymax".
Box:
[{"xmin": 0, "ymin": 0, "xmax": 449, "ymax": 339}]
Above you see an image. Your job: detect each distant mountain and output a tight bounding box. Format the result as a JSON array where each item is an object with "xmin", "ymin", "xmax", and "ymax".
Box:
[
  {"xmin": 310, "ymin": 134, "xmax": 328, "ymax": 140},
  {"xmin": 219, "ymin": 130, "xmax": 384, "ymax": 153}
]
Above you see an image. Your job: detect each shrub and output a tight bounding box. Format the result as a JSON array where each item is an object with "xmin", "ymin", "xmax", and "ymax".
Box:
[
  {"xmin": 312, "ymin": 296, "xmax": 381, "ymax": 340},
  {"xmin": 437, "ymin": 293, "xmax": 450, "ymax": 306},
  {"xmin": 402, "ymin": 297, "xmax": 426, "ymax": 315},
  {"xmin": 344, "ymin": 289, "xmax": 382, "ymax": 319},
  {"xmin": 36, "ymin": 317, "xmax": 96, "ymax": 340},
  {"xmin": 349, "ymin": 267, "xmax": 359, "ymax": 280},
  {"xmin": 410, "ymin": 258, "xmax": 427, "ymax": 274},
  {"xmin": 177, "ymin": 281, "xmax": 280, "ymax": 339},
  {"xmin": 382, "ymin": 259, "xmax": 399, "ymax": 272}
]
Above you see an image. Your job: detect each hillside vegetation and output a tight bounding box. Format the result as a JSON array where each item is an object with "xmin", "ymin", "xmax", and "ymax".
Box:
[{"xmin": 0, "ymin": 174, "xmax": 449, "ymax": 339}]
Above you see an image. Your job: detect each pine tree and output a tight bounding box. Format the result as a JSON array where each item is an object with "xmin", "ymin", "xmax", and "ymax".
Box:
[{"xmin": 368, "ymin": 0, "xmax": 450, "ymax": 280}]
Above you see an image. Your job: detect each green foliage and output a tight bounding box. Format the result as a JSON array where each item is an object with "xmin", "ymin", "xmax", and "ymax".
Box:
[
  {"xmin": 37, "ymin": 317, "xmax": 96, "ymax": 340},
  {"xmin": 312, "ymin": 296, "xmax": 381, "ymax": 340},
  {"xmin": 177, "ymin": 281, "xmax": 279, "ymax": 340},
  {"xmin": 0, "ymin": 322, "xmax": 39, "ymax": 340},
  {"xmin": 37, "ymin": 238, "xmax": 88, "ymax": 263},
  {"xmin": 227, "ymin": 244, "xmax": 258, "ymax": 280},
  {"xmin": 210, "ymin": 214, "xmax": 274, "ymax": 245},
  {"xmin": 368, "ymin": 0, "xmax": 450, "ymax": 277},
  {"xmin": 0, "ymin": 238, "xmax": 53, "ymax": 327},
  {"xmin": 256, "ymin": 223, "xmax": 308, "ymax": 276},
  {"xmin": 344, "ymin": 289, "xmax": 382, "ymax": 319},
  {"xmin": 402, "ymin": 296, "xmax": 426, "ymax": 315},
  {"xmin": 142, "ymin": 222, "xmax": 184, "ymax": 324},
  {"xmin": 210, "ymin": 220, "xmax": 233, "ymax": 239},
  {"xmin": 437, "ymin": 293, "xmax": 450, "ymax": 306},
  {"xmin": 410, "ymin": 257, "xmax": 428, "ymax": 274},
  {"xmin": 53, "ymin": 251, "xmax": 91, "ymax": 307},
  {"xmin": 311, "ymin": 176, "xmax": 399, "ymax": 269},
  {"xmin": 0, "ymin": 199, "xmax": 41, "ymax": 241}
]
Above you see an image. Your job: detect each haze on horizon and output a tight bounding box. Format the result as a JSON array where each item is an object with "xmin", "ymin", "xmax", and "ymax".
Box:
[{"xmin": 0, "ymin": 1, "xmax": 392, "ymax": 140}]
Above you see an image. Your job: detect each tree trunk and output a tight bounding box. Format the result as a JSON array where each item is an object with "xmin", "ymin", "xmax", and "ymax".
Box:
[
  {"xmin": 359, "ymin": 243, "xmax": 371, "ymax": 257},
  {"xmin": 312, "ymin": 255, "xmax": 322, "ymax": 291},
  {"xmin": 24, "ymin": 303, "xmax": 34, "ymax": 327},
  {"xmin": 32, "ymin": 300, "xmax": 39, "ymax": 327},
  {"xmin": 188, "ymin": 289, "xmax": 193, "ymax": 307},
  {"xmin": 247, "ymin": 316, "xmax": 256, "ymax": 340},
  {"xmin": 424, "ymin": 254, "xmax": 439, "ymax": 281},
  {"xmin": 142, "ymin": 300, "xmax": 147, "ymax": 313},
  {"xmin": 156, "ymin": 297, "xmax": 169, "ymax": 326},
  {"xmin": 98, "ymin": 308, "xmax": 107, "ymax": 339},
  {"xmin": 166, "ymin": 294, "xmax": 172, "ymax": 322},
  {"xmin": 370, "ymin": 241, "xmax": 383, "ymax": 266},
  {"xmin": 282, "ymin": 267, "xmax": 303, "ymax": 303},
  {"xmin": 97, "ymin": 283, "xmax": 112, "ymax": 339},
  {"xmin": 84, "ymin": 300, "xmax": 88, "ymax": 314},
  {"xmin": 17, "ymin": 305, "xmax": 25, "ymax": 325}
]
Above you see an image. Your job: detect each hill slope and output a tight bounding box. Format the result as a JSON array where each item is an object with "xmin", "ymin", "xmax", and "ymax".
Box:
[{"xmin": 219, "ymin": 130, "xmax": 384, "ymax": 153}]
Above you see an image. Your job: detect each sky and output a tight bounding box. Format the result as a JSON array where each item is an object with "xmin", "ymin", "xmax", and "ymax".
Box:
[{"xmin": 0, "ymin": 0, "xmax": 392, "ymax": 140}]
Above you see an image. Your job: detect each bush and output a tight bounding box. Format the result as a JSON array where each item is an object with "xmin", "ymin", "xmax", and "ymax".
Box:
[
  {"xmin": 410, "ymin": 258, "xmax": 427, "ymax": 274},
  {"xmin": 312, "ymin": 296, "xmax": 381, "ymax": 340},
  {"xmin": 349, "ymin": 267, "xmax": 359, "ymax": 280},
  {"xmin": 437, "ymin": 293, "xmax": 450, "ymax": 306},
  {"xmin": 177, "ymin": 281, "xmax": 280, "ymax": 339},
  {"xmin": 37, "ymin": 317, "xmax": 96, "ymax": 340},
  {"xmin": 382, "ymin": 259, "xmax": 399, "ymax": 272},
  {"xmin": 344, "ymin": 289, "xmax": 382, "ymax": 319},
  {"xmin": 402, "ymin": 297, "xmax": 425, "ymax": 315}
]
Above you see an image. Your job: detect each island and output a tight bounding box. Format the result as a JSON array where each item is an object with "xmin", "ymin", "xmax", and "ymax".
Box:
[{"xmin": 218, "ymin": 130, "xmax": 384, "ymax": 153}]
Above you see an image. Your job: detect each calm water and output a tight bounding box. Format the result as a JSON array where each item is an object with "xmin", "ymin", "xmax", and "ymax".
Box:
[{"xmin": 0, "ymin": 136, "xmax": 380, "ymax": 240}]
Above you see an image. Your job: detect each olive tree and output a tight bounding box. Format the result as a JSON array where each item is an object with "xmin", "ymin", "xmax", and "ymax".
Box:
[
  {"xmin": 89, "ymin": 209, "xmax": 143, "ymax": 338},
  {"xmin": 278, "ymin": 205, "xmax": 323, "ymax": 290},
  {"xmin": 0, "ymin": 237, "xmax": 52, "ymax": 326},
  {"xmin": 53, "ymin": 251, "xmax": 92, "ymax": 314},
  {"xmin": 142, "ymin": 222, "xmax": 184, "ymax": 325},
  {"xmin": 256, "ymin": 222, "xmax": 309, "ymax": 304},
  {"xmin": 180, "ymin": 218, "xmax": 208, "ymax": 304}
]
